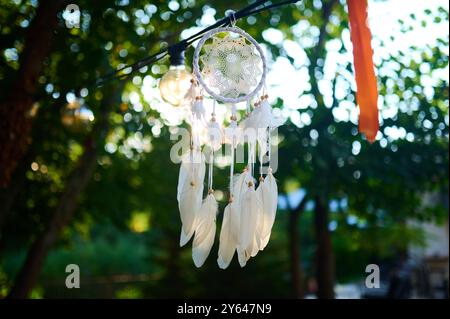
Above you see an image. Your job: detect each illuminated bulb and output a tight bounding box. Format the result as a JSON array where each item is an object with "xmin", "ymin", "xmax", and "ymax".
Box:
[
  {"xmin": 61, "ymin": 98, "xmax": 95, "ymax": 132},
  {"xmin": 159, "ymin": 65, "xmax": 193, "ymax": 106}
]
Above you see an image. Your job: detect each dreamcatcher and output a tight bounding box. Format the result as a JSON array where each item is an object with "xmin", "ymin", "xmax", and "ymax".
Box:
[{"xmin": 177, "ymin": 24, "xmax": 283, "ymax": 268}]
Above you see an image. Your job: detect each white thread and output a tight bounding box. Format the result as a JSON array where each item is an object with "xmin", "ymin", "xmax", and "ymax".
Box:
[
  {"xmin": 208, "ymin": 149, "xmax": 214, "ymax": 191},
  {"xmin": 231, "ymin": 104, "xmax": 237, "ymax": 117},
  {"xmin": 259, "ymin": 141, "xmax": 263, "ymax": 178},
  {"xmin": 230, "ymin": 141, "xmax": 235, "ymax": 197},
  {"xmin": 268, "ymin": 127, "xmax": 271, "ymax": 169},
  {"xmin": 252, "ymin": 141, "xmax": 255, "ymax": 179}
]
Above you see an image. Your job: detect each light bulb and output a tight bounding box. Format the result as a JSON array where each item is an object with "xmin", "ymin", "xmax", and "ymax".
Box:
[{"xmin": 159, "ymin": 65, "xmax": 193, "ymax": 106}]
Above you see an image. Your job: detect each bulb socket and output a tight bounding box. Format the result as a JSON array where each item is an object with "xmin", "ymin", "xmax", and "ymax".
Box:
[{"xmin": 169, "ymin": 44, "xmax": 186, "ymax": 66}]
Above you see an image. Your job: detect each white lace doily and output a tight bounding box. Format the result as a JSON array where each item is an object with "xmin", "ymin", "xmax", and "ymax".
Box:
[{"xmin": 193, "ymin": 27, "xmax": 267, "ymax": 104}]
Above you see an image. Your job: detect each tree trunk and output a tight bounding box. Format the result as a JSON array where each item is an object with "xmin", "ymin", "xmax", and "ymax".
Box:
[
  {"xmin": 7, "ymin": 138, "xmax": 97, "ymax": 299},
  {"xmin": 0, "ymin": 160, "xmax": 27, "ymax": 232},
  {"xmin": 288, "ymin": 195, "xmax": 308, "ymax": 299},
  {"xmin": 0, "ymin": 152, "xmax": 31, "ymax": 258},
  {"xmin": 0, "ymin": 0, "xmax": 67, "ymax": 188},
  {"xmin": 314, "ymin": 195, "xmax": 335, "ymax": 299},
  {"xmin": 7, "ymin": 85, "xmax": 120, "ymax": 299},
  {"xmin": 165, "ymin": 233, "xmax": 183, "ymax": 298},
  {"xmin": 0, "ymin": 149, "xmax": 34, "ymax": 235},
  {"xmin": 289, "ymin": 208, "xmax": 303, "ymax": 298}
]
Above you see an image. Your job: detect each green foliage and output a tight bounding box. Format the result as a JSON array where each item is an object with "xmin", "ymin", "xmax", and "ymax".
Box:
[{"xmin": 0, "ymin": 0, "xmax": 448, "ymax": 298}]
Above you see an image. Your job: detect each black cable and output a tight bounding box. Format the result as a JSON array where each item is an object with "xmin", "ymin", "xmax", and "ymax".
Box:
[
  {"xmin": 84, "ymin": 0, "xmax": 301, "ymax": 93},
  {"xmin": 185, "ymin": 0, "xmax": 301, "ymax": 46},
  {"xmin": 99, "ymin": 52, "xmax": 168, "ymax": 86},
  {"xmin": 94, "ymin": 51, "xmax": 168, "ymax": 87},
  {"xmin": 182, "ymin": 0, "xmax": 268, "ymax": 44},
  {"xmin": 244, "ymin": 0, "xmax": 301, "ymax": 17}
]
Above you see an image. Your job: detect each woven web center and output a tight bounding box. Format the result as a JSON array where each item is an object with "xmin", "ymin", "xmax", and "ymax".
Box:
[{"xmin": 199, "ymin": 34, "xmax": 263, "ymax": 99}]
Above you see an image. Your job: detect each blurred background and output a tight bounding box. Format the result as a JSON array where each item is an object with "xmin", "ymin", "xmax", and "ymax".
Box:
[{"xmin": 0, "ymin": 0, "xmax": 448, "ymax": 299}]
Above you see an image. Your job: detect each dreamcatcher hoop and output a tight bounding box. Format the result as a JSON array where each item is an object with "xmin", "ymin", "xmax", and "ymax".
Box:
[{"xmin": 193, "ymin": 26, "xmax": 267, "ymax": 104}]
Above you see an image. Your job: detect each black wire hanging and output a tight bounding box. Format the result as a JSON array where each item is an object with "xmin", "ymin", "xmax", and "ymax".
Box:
[{"xmin": 86, "ymin": 0, "xmax": 301, "ymax": 93}]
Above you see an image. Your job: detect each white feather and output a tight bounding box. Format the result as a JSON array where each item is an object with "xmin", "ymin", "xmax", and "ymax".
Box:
[
  {"xmin": 250, "ymin": 237, "xmax": 260, "ymax": 257},
  {"xmin": 253, "ymin": 182, "xmax": 265, "ymax": 254},
  {"xmin": 232, "ymin": 171, "xmax": 252, "ymax": 267},
  {"xmin": 267, "ymin": 171, "xmax": 278, "ymax": 215},
  {"xmin": 192, "ymin": 99, "xmax": 205, "ymax": 121},
  {"xmin": 239, "ymin": 112, "xmax": 258, "ymax": 144},
  {"xmin": 259, "ymin": 100, "xmax": 285, "ymax": 128},
  {"xmin": 193, "ymin": 222, "xmax": 216, "ymax": 268},
  {"xmin": 239, "ymin": 184, "xmax": 261, "ymax": 257},
  {"xmin": 243, "ymin": 100, "xmax": 284, "ymax": 133},
  {"xmin": 240, "ymin": 112, "xmax": 256, "ymax": 131},
  {"xmin": 259, "ymin": 180, "xmax": 271, "ymax": 240},
  {"xmin": 257, "ymin": 100, "xmax": 271, "ymax": 127},
  {"xmin": 232, "ymin": 171, "xmax": 248, "ymax": 206},
  {"xmin": 224, "ymin": 121, "xmax": 242, "ymax": 146},
  {"xmin": 180, "ymin": 228, "xmax": 192, "ymax": 247},
  {"xmin": 257, "ymin": 129, "xmax": 269, "ymax": 156},
  {"xmin": 223, "ymin": 172, "xmax": 248, "ymax": 268},
  {"xmin": 260, "ymin": 233, "xmax": 270, "ymax": 249},
  {"xmin": 217, "ymin": 202, "xmax": 239, "ymax": 269},
  {"xmin": 177, "ymin": 151, "xmax": 205, "ymax": 245},
  {"xmin": 259, "ymin": 171, "xmax": 278, "ymax": 250},
  {"xmin": 237, "ymin": 246, "xmax": 249, "ymax": 268},
  {"xmin": 192, "ymin": 193, "xmax": 217, "ymax": 267},
  {"xmin": 184, "ymin": 81, "xmax": 197, "ymax": 103}
]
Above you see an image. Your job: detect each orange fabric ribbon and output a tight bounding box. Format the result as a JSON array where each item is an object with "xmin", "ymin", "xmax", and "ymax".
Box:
[{"xmin": 347, "ymin": 0, "xmax": 379, "ymax": 143}]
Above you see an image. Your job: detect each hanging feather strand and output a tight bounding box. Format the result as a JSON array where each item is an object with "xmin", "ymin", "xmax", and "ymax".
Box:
[
  {"xmin": 239, "ymin": 181, "xmax": 260, "ymax": 262},
  {"xmin": 218, "ymin": 121, "xmax": 239, "ymax": 269},
  {"xmin": 259, "ymin": 169, "xmax": 278, "ymax": 250},
  {"xmin": 192, "ymin": 111, "xmax": 220, "ymax": 267},
  {"xmin": 234, "ymin": 170, "xmax": 250, "ymax": 267},
  {"xmin": 218, "ymin": 201, "xmax": 238, "ymax": 269},
  {"xmin": 192, "ymin": 192, "xmax": 217, "ymax": 267},
  {"xmin": 177, "ymin": 149, "xmax": 205, "ymax": 246}
]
